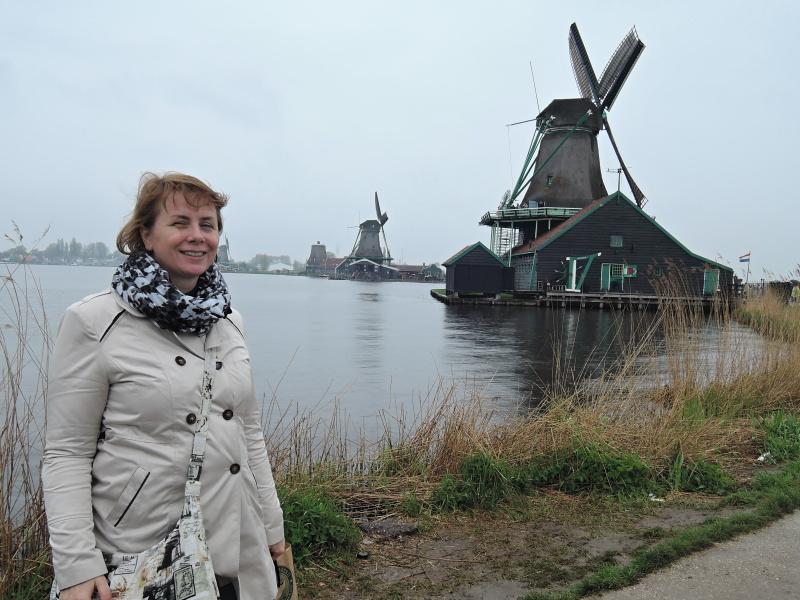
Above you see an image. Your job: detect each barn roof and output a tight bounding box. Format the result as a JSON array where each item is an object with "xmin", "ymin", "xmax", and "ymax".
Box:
[
  {"xmin": 511, "ymin": 192, "xmax": 732, "ymax": 272},
  {"xmin": 443, "ymin": 241, "xmax": 506, "ymax": 267}
]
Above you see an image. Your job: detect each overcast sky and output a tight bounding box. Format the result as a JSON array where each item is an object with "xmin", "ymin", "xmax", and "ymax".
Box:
[{"xmin": 2, "ymin": 1, "xmax": 797, "ymax": 277}]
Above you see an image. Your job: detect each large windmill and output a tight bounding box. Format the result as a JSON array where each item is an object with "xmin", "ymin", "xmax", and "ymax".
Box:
[
  {"xmin": 448, "ymin": 22, "xmax": 735, "ymax": 299},
  {"xmin": 481, "ymin": 22, "xmax": 646, "ymax": 261},
  {"xmin": 337, "ymin": 192, "xmax": 395, "ymax": 279}
]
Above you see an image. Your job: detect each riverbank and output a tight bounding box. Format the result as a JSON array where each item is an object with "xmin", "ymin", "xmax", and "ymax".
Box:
[
  {"xmin": 273, "ymin": 290, "xmax": 800, "ymax": 598},
  {"xmin": 3, "ymin": 288, "xmax": 799, "ymax": 598}
]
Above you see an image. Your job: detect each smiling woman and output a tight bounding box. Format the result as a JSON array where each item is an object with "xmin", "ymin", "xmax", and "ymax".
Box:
[
  {"xmin": 43, "ymin": 172, "xmax": 286, "ymax": 600},
  {"xmin": 141, "ymin": 190, "xmax": 221, "ymax": 293}
]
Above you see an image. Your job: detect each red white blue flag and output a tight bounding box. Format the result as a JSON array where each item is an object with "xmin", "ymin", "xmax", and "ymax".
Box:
[{"xmin": 739, "ymin": 252, "xmax": 751, "ymax": 263}]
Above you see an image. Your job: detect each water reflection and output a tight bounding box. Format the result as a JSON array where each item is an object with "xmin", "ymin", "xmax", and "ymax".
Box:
[{"xmin": 440, "ymin": 306, "xmax": 662, "ymax": 411}]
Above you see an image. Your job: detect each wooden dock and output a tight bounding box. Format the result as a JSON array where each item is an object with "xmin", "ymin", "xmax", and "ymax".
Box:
[{"xmin": 430, "ymin": 289, "xmax": 733, "ymax": 310}]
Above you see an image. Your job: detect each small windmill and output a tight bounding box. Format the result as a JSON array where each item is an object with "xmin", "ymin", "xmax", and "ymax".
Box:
[{"xmin": 568, "ymin": 22, "xmax": 646, "ymax": 207}]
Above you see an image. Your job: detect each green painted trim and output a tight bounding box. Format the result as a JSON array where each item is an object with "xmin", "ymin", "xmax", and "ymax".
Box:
[{"xmin": 443, "ymin": 241, "xmax": 506, "ymax": 267}]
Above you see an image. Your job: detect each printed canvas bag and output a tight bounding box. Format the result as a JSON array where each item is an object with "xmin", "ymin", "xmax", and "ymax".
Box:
[{"xmin": 50, "ymin": 349, "xmax": 221, "ymax": 599}]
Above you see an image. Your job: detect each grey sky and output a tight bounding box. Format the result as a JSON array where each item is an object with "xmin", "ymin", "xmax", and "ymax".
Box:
[{"xmin": 2, "ymin": 1, "xmax": 797, "ymax": 276}]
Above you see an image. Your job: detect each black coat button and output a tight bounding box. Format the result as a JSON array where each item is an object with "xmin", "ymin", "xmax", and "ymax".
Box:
[
  {"xmin": 186, "ymin": 413, "xmax": 197, "ymax": 425},
  {"xmin": 175, "ymin": 356, "xmax": 186, "ymax": 366},
  {"xmin": 229, "ymin": 463, "xmax": 240, "ymax": 474},
  {"xmin": 216, "ymin": 361, "xmax": 223, "ymax": 370},
  {"xmin": 222, "ymin": 409, "xmax": 233, "ymax": 420}
]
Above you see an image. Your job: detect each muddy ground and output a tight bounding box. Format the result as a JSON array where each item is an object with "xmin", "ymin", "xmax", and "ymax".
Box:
[{"xmin": 298, "ymin": 489, "xmax": 738, "ymax": 599}]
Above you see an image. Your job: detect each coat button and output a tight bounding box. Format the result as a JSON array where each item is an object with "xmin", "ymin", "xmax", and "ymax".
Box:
[
  {"xmin": 175, "ymin": 356, "xmax": 186, "ymax": 366},
  {"xmin": 186, "ymin": 413, "xmax": 197, "ymax": 425},
  {"xmin": 222, "ymin": 409, "xmax": 233, "ymax": 420},
  {"xmin": 229, "ymin": 463, "xmax": 240, "ymax": 474},
  {"xmin": 216, "ymin": 361, "xmax": 223, "ymax": 370}
]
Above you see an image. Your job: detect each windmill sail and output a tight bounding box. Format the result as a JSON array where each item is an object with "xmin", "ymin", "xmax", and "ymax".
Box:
[
  {"xmin": 569, "ymin": 22, "xmax": 647, "ymax": 207},
  {"xmin": 597, "ymin": 27, "xmax": 645, "ymax": 111},
  {"xmin": 603, "ymin": 117, "xmax": 645, "ymax": 206},
  {"xmin": 568, "ymin": 23, "xmax": 600, "ymax": 103},
  {"xmin": 374, "ymin": 192, "xmax": 388, "ymax": 225}
]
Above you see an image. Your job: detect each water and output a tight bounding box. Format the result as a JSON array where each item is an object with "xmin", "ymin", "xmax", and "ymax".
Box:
[{"xmin": 3, "ymin": 264, "xmax": 767, "ymax": 427}]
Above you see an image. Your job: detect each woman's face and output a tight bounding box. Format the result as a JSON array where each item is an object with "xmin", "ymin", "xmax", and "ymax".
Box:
[{"xmin": 141, "ymin": 192, "xmax": 220, "ymax": 293}]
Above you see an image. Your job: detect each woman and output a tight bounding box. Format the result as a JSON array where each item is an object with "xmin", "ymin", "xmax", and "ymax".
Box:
[{"xmin": 43, "ymin": 173, "xmax": 285, "ymax": 600}]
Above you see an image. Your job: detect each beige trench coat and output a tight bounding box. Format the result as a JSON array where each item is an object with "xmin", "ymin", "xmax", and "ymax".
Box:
[{"xmin": 42, "ymin": 289, "xmax": 284, "ymax": 599}]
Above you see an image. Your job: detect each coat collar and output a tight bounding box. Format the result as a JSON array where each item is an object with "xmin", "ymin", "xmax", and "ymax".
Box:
[{"xmin": 110, "ymin": 286, "xmax": 223, "ymax": 359}]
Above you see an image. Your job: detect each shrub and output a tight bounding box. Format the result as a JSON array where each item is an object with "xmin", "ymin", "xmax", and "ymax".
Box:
[
  {"xmin": 401, "ymin": 492, "xmax": 423, "ymax": 517},
  {"xmin": 278, "ymin": 486, "xmax": 361, "ymax": 565},
  {"xmin": 666, "ymin": 453, "xmax": 735, "ymax": 494},
  {"xmin": 525, "ymin": 442, "xmax": 652, "ymax": 494},
  {"xmin": 430, "ymin": 453, "xmax": 514, "ymax": 511},
  {"xmin": 760, "ymin": 411, "xmax": 800, "ymax": 461}
]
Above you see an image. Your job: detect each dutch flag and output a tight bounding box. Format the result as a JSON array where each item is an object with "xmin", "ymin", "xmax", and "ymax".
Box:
[{"xmin": 739, "ymin": 252, "xmax": 751, "ymax": 263}]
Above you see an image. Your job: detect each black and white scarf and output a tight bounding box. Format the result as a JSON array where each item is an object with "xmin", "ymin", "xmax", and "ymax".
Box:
[{"xmin": 112, "ymin": 252, "xmax": 231, "ymax": 336}]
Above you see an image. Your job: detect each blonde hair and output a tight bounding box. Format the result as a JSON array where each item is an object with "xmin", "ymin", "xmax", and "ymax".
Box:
[{"xmin": 116, "ymin": 172, "xmax": 229, "ymax": 255}]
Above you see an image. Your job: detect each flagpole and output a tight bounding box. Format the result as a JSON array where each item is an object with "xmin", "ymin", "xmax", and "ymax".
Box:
[{"xmin": 745, "ymin": 251, "xmax": 751, "ymax": 286}]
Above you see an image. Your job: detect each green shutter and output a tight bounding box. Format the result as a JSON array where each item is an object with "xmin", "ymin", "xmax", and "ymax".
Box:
[
  {"xmin": 600, "ymin": 263, "xmax": 611, "ymax": 291},
  {"xmin": 703, "ymin": 269, "xmax": 720, "ymax": 295}
]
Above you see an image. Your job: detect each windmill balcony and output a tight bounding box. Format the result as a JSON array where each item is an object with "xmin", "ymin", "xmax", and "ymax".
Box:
[{"xmin": 479, "ymin": 206, "xmax": 580, "ymax": 226}]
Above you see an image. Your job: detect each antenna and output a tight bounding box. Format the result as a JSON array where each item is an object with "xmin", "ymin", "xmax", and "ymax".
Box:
[
  {"xmin": 528, "ymin": 61, "xmax": 541, "ymax": 113},
  {"xmin": 607, "ymin": 168, "xmax": 622, "ymax": 194}
]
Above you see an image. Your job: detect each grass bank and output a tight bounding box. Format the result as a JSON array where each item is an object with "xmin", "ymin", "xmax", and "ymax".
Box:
[{"xmin": 3, "ymin": 269, "xmax": 800, "ymax": 598}]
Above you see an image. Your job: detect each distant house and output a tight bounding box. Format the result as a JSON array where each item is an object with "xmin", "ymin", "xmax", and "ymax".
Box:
[
  {"xmin": 421, "ymin": 264, "xmax": 445, "ymax": 281},
  {"xmin": 267, "ymin": 262, "xmax": 293, "ymax": 272},
  {"xmin": 442, "ymin": 242, "xmax": 513, "ymax": 295},
  {"xmin": 336, "ymin": 258, "xmax": 398, "ymax": 280}
]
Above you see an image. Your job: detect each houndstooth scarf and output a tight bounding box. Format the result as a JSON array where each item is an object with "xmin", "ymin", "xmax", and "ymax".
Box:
[{"xmin": 112, "ymin": 252, "xmax": 231, "ymax": 336}]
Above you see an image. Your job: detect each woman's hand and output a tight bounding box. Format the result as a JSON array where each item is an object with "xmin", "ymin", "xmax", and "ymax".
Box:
[
  {"xmin": 269, "ymin": 539, "xmax": 286, "ymax": 559},
  {"xmin": 60, "ymin": 575, "xmax": 111, "ymax": 600}
]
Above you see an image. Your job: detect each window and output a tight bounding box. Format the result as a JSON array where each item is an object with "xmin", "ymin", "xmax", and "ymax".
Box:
[
  {"xmin": 546, "ymin": 175, "xmax": 554, "ymax": 187},
  {"xmin": 654, "ymin": 266, "xmax": 664, "ymax": 277},
  {"xmin": 610, "ymin": 235, "xmax": 623, "ymax": 248},
  {"xmin": 610, "ymin": 264, "xmax": 625, "ymax": 279}
]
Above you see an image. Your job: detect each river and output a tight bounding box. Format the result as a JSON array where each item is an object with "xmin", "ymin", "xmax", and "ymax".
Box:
[{"xmin": 0, "ymin": 264, "xmax": 757, "ymax": 430}]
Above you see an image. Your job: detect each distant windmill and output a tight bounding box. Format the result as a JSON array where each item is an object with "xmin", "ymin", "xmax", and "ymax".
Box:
[
  {"xmin": 568, "ymin": 22, "xmax": 646, "ymax": 207},
  {"xmin": 337, "ymin": 192, "xmax": 395, "ymax": 280}
]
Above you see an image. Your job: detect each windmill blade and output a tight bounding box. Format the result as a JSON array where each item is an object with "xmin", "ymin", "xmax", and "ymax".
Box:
[
  {"xmin": 602, "ymin": 116, "xmax": 646, "ymax": 207},
  {"xmin": 598, "ymin": 27, "xmax": 645, "ymax": 111},
  {"xmin": 568, "ymin": 23, "xmax": 600, "ymax": 104},
  {"xmin": 374, "ymin": 191, "xmax": 388, "ymax": 225}
]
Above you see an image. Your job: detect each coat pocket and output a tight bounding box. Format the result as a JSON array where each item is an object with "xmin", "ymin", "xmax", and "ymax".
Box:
[{"xmin": 106, "ymin": 466, "xmax": 150, "ymax": 527}]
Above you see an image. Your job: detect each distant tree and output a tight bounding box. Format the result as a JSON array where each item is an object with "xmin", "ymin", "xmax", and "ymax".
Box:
[
  {"xmin": 84, "ymin": 241, "xmax": 110, "ymax": 260},
  {"xmin": 68, "ymin": 238, "xmax": 82, "ymax": 261}
]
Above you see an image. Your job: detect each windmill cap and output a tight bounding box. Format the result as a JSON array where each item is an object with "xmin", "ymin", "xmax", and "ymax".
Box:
[{"xmin": 537, "ymin": 98, "xmax": 603, "ymax": 132}]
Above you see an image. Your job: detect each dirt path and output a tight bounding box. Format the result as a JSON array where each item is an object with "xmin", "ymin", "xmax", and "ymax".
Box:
[{"xmin": 302, "ymin": 492, "xmax": 731, "ymax": 599}]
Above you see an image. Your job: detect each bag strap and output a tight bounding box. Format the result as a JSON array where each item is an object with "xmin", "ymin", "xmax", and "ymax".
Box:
[{"xmin": 184, "ymin": 346, "xmax": 217, "ymax": 498}]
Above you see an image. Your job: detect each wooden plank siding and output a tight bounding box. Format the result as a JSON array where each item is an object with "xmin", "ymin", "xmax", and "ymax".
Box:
[
  {"xmin": 445, "ymin": 244, "xmax": 508, "ymax": 294},
  {"xmin": 514, "ymin": 196, "xmax": 733, "ymax": 297}
]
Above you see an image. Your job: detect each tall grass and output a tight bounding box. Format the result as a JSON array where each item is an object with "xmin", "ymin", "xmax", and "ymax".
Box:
[
  {"xmin": 1, "ymin": 263, "xmax": 52, "ymax": 598},
  {"xmin": 2, "ymin": 263, "xmax": 800, "ymax": 597}
]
